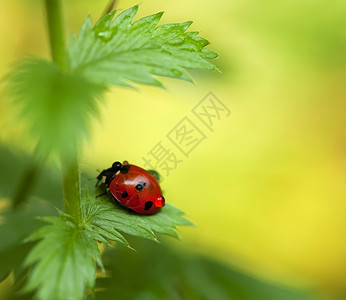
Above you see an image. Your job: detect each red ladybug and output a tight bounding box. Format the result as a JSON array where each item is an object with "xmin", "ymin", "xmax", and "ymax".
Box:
[{"xmin": 97, "ymin": 161, "xmax": 165, "ymax": 214}]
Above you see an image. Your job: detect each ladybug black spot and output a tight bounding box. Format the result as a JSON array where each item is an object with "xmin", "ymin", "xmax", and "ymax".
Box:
[
  {"xmin": 121, "ymin": 191, "xmax": 128, "ymax": 198},
  {"xmin": 144, "ymin": 201, "xmax": 153, "ymax": 210},
  {"xmin": 120, "ymin": 165, "xmax": 130, "ymax": 174},
  {"xmin": 135, "ymin": 181, "xmax": 146, "ymax": 191}
]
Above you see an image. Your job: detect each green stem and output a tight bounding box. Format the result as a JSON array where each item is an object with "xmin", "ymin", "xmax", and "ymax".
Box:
[
  {"xmin": 45, "ymin": 0, "xmax": 81, "ymax": 223},
  {"xmin": 44, "ymin": 0, "xmax": 68, "ymax": 70},
  {"xmin": 61, "ymin": 151, "xmax": 82, "ymax": 224},
  {"xmin": 103, "ymin": 0, "xmax": 117, "ymax": 16}
]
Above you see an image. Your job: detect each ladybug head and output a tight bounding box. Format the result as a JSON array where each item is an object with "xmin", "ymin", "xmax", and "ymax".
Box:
[
  {"xmin": 112, "ymin": 161, "xmax": 122, "ymax": 170},
  {"xmin": 112, "ymin": 161, "xmax": 130, "ymax": 175}
]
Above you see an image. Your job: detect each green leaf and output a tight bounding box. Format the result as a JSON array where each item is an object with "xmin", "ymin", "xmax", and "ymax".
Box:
[
  {"xmin": 69, "ymin": 5, "xmax": 218, "ymax": 88},
  {"xmin": 21, "ymin": 194, "xmax": 192, "ymax": 300},
  {"xmin": 146, "ymin": 169, "xmax": 161, "ymax": 182},
  {"xmin": 0, "ymin": 242, "xmax": 35, "ymax": 283},
  {"xmin": 96, "ymin": 239, "xmax": 324, "ymax": 300},
  {"xmin": 6, "ymin": 58, "xmax": 107, "ymax": 158},
  {"xmin": 23, "ymin": 215, "xmax": 101, "ymax": 300},
  {"xmin": 81, "ymin": 192, "xmax": 192, "ymax": 246},
  {"xmin": 0, "ymin": 144, "xmax": 64, "ymax": 283}
]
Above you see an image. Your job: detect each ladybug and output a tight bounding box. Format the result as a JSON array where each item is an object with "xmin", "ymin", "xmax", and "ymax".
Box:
[{"xmin": 96, "ymin": 161, "xmax": 165, "ymax": 215}]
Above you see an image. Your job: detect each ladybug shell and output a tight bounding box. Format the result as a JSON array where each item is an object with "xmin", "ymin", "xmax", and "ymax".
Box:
[{"xmin": 108, "ymin": 164, "xmax": 165, "ymax": 214}]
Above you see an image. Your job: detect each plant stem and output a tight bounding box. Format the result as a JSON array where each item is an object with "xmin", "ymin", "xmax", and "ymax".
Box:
[
  {"xmin": 102, "ymin": 0, "xmax": 117, "ymax": 16},
  {"xmin": 61, "ymin": 150, "xmax": 82, "ymax": 224},
  {"xmin": 45, "ymin": 0, "xmax": 81, "ymax": 223},
  {"xmin": 44, "ymin": 0, "xmax": 68, "ymax": 71}
]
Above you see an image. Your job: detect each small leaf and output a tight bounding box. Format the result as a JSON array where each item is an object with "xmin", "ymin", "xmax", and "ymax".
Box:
[
  {"xmin": 23, "ymin": 216, "xmax": 101, "ymax": 300},
  {"xmin": 69, "ymin": 5, "xmax": 218, "ymax": 88},
  {"xmin": 6, "ymin": 58, "xmax": 107, "ymax": 158},
  {"xmin": 146, "ymin": 169, "xmax": 161, "ymax": 182},
  {"xmin": 81, "ymin": 192, "xmax": 192, "ymax": 246}
]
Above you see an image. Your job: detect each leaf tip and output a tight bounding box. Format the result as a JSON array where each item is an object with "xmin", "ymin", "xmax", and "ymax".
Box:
[
  {"xmin": 127, "ymin": 245, "xmax": 136, "ymax": 252},
  {"xmin": 183, "ymin": 21, "xmax": 193, "ymax": 31},
  {"xmin": 157, "ymin": 11, "xmax": 164, "ymax": 19},
  {"xmin": 214, "ymin": 66, "xmax": 221, "ymax": 73}
]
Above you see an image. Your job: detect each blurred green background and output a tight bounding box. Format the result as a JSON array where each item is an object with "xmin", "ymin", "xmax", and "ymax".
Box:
[{"xmin": 0, "ymin": 0, "xmax": 346, "ymax": 299}]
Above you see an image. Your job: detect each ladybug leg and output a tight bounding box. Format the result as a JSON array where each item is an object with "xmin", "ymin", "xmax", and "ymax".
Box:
[
  {"xmin": 96, "ymin": 168, "xmax": 115, "ymax": 187},
  {"xmin": 96, "ymin": 190, "xmax": 107, "ymax": 198},
  {"xmin": 96, "ymin": 161, "xmax": 123, "ymax": 187},
  {"xmin": 96, "ymin": 169, "xmax": 112, "ymax": 187}
]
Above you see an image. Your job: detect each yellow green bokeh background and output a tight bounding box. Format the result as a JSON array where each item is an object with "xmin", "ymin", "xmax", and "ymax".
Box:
[{"xmin": 1, "ymin": 0, "xmax": 346, "ymax": 299}]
